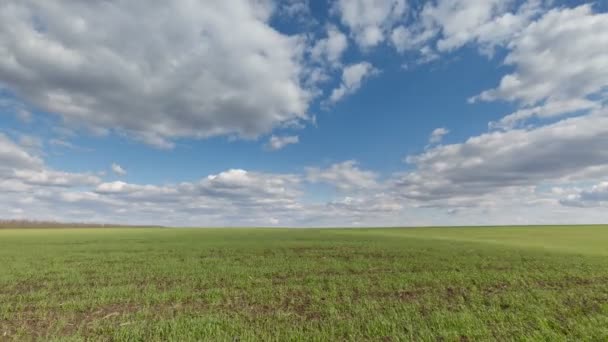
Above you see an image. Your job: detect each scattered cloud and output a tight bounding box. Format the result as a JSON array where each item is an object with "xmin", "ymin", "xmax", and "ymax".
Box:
[
  {"xmin": 473, "ymin": 5, "xmax": 608, "ymax": 106},
  {"xmin": 429, "ymin": 127, "xmax": 449, "ymax": 144},
  {"xmin": 398, "ymin": 109, "xmax": 608, "ymax": 204},
  {"xmin": 278, "ymin": 0, "xmax": 311, "ymax": 19},
  {"xmin": 90, "ymin": 169, "xmax": 303, "ymax": 225},
  {"xmin": 560, "ymin": 182, "xmax": 608, "ymax": 208},
  {"xmin": 334, "ymin": 0, "xmax": 407, "ymax": 48},
  {"xmin": 489, "ymin": 98, "xmax": 601, "ymax": 130},
  {"xmin": 49, "ymin": 139, "xmax": 74, "ymax": 149},
  {"xmin": 390, "ymin": 25, "xmax": 438, "ymax": 53},
  {"xmin": 0, "ymin": 133, "xmax": 43, "ymax": 170},
  {"xmin": 0, "ymin": 0, "xmax": 312, "ymax": 147},
  {"xmin": 0, "ymin": 133, "xmax": 100, "ymax": 190},
  {"xmin": 307, "ymin": 160, "xmax": 379, "ymax": 192},
  {"xmin": 1, "ymin": 1, "xmax": 608, "ymax": 226},
  {"xmin": 425, "ymin": 0, "xmax": 541, "ymax": 53},
  {"xmin": 329, "ymin": 62, "xmax": 379, "ymax": 103},
  {"xmin": 391, "ymin": 0, "xmax": 543, "ymax": 57},
  {"xmin": 14, "ymin": 169, "xmax": 101, "ymax": 187},
  {"xmin": 0, "ymin": 97, "xmax": 33, "ymax": 123},
  {"xmin": 266, "ymin": 135, "xmax": 299, "ymax": 151},
  {"xmin": 111, "ymin": 163, "xmax": 127, "ymax": 176},
  {"xmin": 310, "ymin": 25, "xmax": 348, "ymax": 67}
]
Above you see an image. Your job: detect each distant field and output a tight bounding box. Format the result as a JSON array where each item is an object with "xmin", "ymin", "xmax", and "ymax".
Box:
[{"xmin": 1, "ymin": 226, "xmax": 608, "ymax": 340}]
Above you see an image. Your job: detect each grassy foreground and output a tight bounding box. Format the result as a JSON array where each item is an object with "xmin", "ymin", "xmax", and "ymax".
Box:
[{"xmin": 1, "ymin": 226, "xmax": 608, "ymax": 341}]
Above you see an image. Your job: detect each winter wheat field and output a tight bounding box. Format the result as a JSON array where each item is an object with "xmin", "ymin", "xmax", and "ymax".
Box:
[{"xmin": 1, "ymin": 226, "xmax": 608, "ymax": 341}]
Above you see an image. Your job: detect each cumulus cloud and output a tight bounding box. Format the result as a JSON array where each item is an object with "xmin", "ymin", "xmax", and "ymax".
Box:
[
  {"xmin": 391, "ymin": 0, "xmax": 542, "ymax": 57},
  {"xmin": 489, "ymin": 98, "xmax": 601, "ymax": 130},
  {"xmin": 198, "ymin": 169, "xmax": 301, "ymax": 204},
  {"xmin": 266, "ymin": 135, "xmax": 299, "ymax": 150},
  {"xmin": 384, "ymin": 3, "xmax": 608, "ymax": 218},
  {"xmin": 89, "ymin": 169, "xmax": 304, "ymax": 225},
  {"xmin": 426, "ymin": 0, "xmax": 541, "ymax": 52},
  {"xmin": 0, "ymin": 145, "xmax": 402, "ymax": 225},
  {"xmin": 0, "ymin": 133, "xmax": 100, "ymax": 192},
  {"xmin": 3, "ymin": 140, "xmax": 608, "ymax": 226},
  {"xmin": 560, "ymin": 182, "xmax": 608, "ymax": 208},
  {"xmin": 13, "ymin": 169, "xmax": 100, "ymax": 187},
  {"xmin": 0, "ymin": 167, "xmax": 305, "ymax": 226},
  {"xmin": 385, "ymin": 4, "xmax": 608, "ymax": 213},
  {"xmin": 390, "ymin": 24, "xmax": 438, "ymax": 53},
  {"xmin": 387, "ymin": 4, "xmax": 608, "ymax": 212},
  {"xmin": 0, "ymin": 0, "xmax": 312, "ymax": 147},
  {"xmin": 0, "ymin": 133, "xmax": 43, "ymax": 170},
  {"xmin": 95, "ymin": 181, "xmax": 176, "ymax": 198},
  {"xmin": 473, "ymin": 5, "xmax": 608, "ymax": 106},
  {"xmin": 429, "ymin": 127, "xmax": 449, "ymax": 144},
  {"xmin": 329, "ymin": 62, "xmax": 378, "ymax": 103},
  {"xmin": 334, "ymin": 0, "xmax": 407, "ymax": 48},
  {"xmin": 111, "ymin": 163, "xmax": 127, "ymax": 176},
  {"xmin": 310, "ymin": 25, "xmax": 348, "ymax": 67},
  {"xmin": 278, "ymin": 0, "xmax": 311, "ymax": 19},
  {"xmin": 307, "ymin": 160, "xmax": 379, "ymax": 192},
  {"xmin": 325, "ymin": 194, "xmax": 403, "ymax": 214},
  {"xmin": 2, "ymin": 1, "xmax": 608, "ymax": 227},
  {"xmin": 398, "ymin": 109, "xmax": 608, "ymax": 204}
]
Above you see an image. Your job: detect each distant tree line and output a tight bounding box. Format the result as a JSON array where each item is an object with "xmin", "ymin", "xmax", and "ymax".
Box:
[{"xmin": 0, "ymin": 219, "xmax": 163, "ymax": 229}]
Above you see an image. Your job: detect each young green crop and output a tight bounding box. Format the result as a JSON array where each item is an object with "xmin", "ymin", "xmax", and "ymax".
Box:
[{"xmin": 1, "ymin": 226, "xmax": 607, "ymax": 340}]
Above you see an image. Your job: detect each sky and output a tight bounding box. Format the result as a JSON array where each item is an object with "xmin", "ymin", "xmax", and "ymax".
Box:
[{"xmin": 1, "ymin": 0, "xmax": 608, "ymax": 227}]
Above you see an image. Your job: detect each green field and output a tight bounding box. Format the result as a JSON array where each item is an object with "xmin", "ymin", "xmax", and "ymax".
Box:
[{"xmin": 1, "ymin": 226, "xmax": 608, "ymax": 341}]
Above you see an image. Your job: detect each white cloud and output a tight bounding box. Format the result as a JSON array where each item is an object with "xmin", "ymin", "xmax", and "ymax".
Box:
[
  {"xmin": 334, "ymin": 0, "xmax": 407, "ymax": 48},
  {"xmin": 0, "ymin": 0, "xmax": 312, "ymax": 147},
  {"xmin": 560, "ymin": 182, "xmax": 608, "ymax": 208},
  {"xmin": 278, "ymin": 0, "xmax": 311, "ymax": 18},
  {"xmin": 3, "ymin": 139, "xmax": 608, "ymax": 226},
  {"xmin": 385, "ymin": 4, "xmax": 608, "ymax": 215},
  {"xmin": 95, "ymin": 181, "xmax": 175, "ymax": 197},
  {"xmin": 429, "ymin": 127, "xmax": 449, "ymax": 144},
  {"xmin": 199, "ymin": 169, "xmax": 301, "ymax": 204},
  {"xmin": 398, "ymin": 109, "xmax": 608, "ymax": 204},
  {"xmin": 95, "ymin": 181, "xmax": 134, "ymax": 195},
  {"xmin": 13, "ymin": 169, "xmax": 100, "ymax": 187},
  {"xmin": 266, "ymin": 135, "xmax": 299, "ymax": 150},
  {"xmin": 310, "ymin": 26, "xmax": 348, "ymax": 66},
  {"xmin": 489, "ymin": 98, "xmax": 601, "ymax": 130},
  {"xmin": 19, "ymin": 135, "xmax": 43, "ymax": 150},
  {"xmin": 325, "ymin": 193, "xmax": 403, "ymax": 214},
  {"xmin": 49, "ymin": 138, "xmax": 75, "ymax": 150},
  {"xmin": 390, "ymin": 24, "xmax": 438, "ymax": 53},
  {"xmin": 307, "ymin": 160, "xmax": 379, "ymax": 192},
  {"xmin": 0, "ymin": 133, "xmax": 100, "ymax": 192},
  {"xmin": 3, "ymin": 1, "xmax": 608, "ymax": 227},
  {"xmin": 391, "ymin": 0, "xmax": 543, "ymax": 58},
  {"xmin": 425, "ymin": 0, "xmax": 541, "ymax": 53},
  {"xmin": 111, "ymin": 163, "xmax": 127, "ymax": 176},
  {"xmin": 0, "ymin": 97, "xmax": 33, "ymax": 123},
  {"xmin": 329, "ymin": 62, "xmax": 378, "ymax": 103},
  {"xmin": 88, "ymin": 169, "xmax": 304, "ymax": 225},
  {"xmin": 474, "ymin": 5, "xmax": 608, "ymax": 106},
  {"xmin": 0, "ymin": 133, "xmax": 43, "ymax": 170}
]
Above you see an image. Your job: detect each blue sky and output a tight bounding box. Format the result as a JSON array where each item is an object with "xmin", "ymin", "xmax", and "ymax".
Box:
[{"xmin": 1, "ymin": 0, "xmax": 608, "ymax": 226}]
